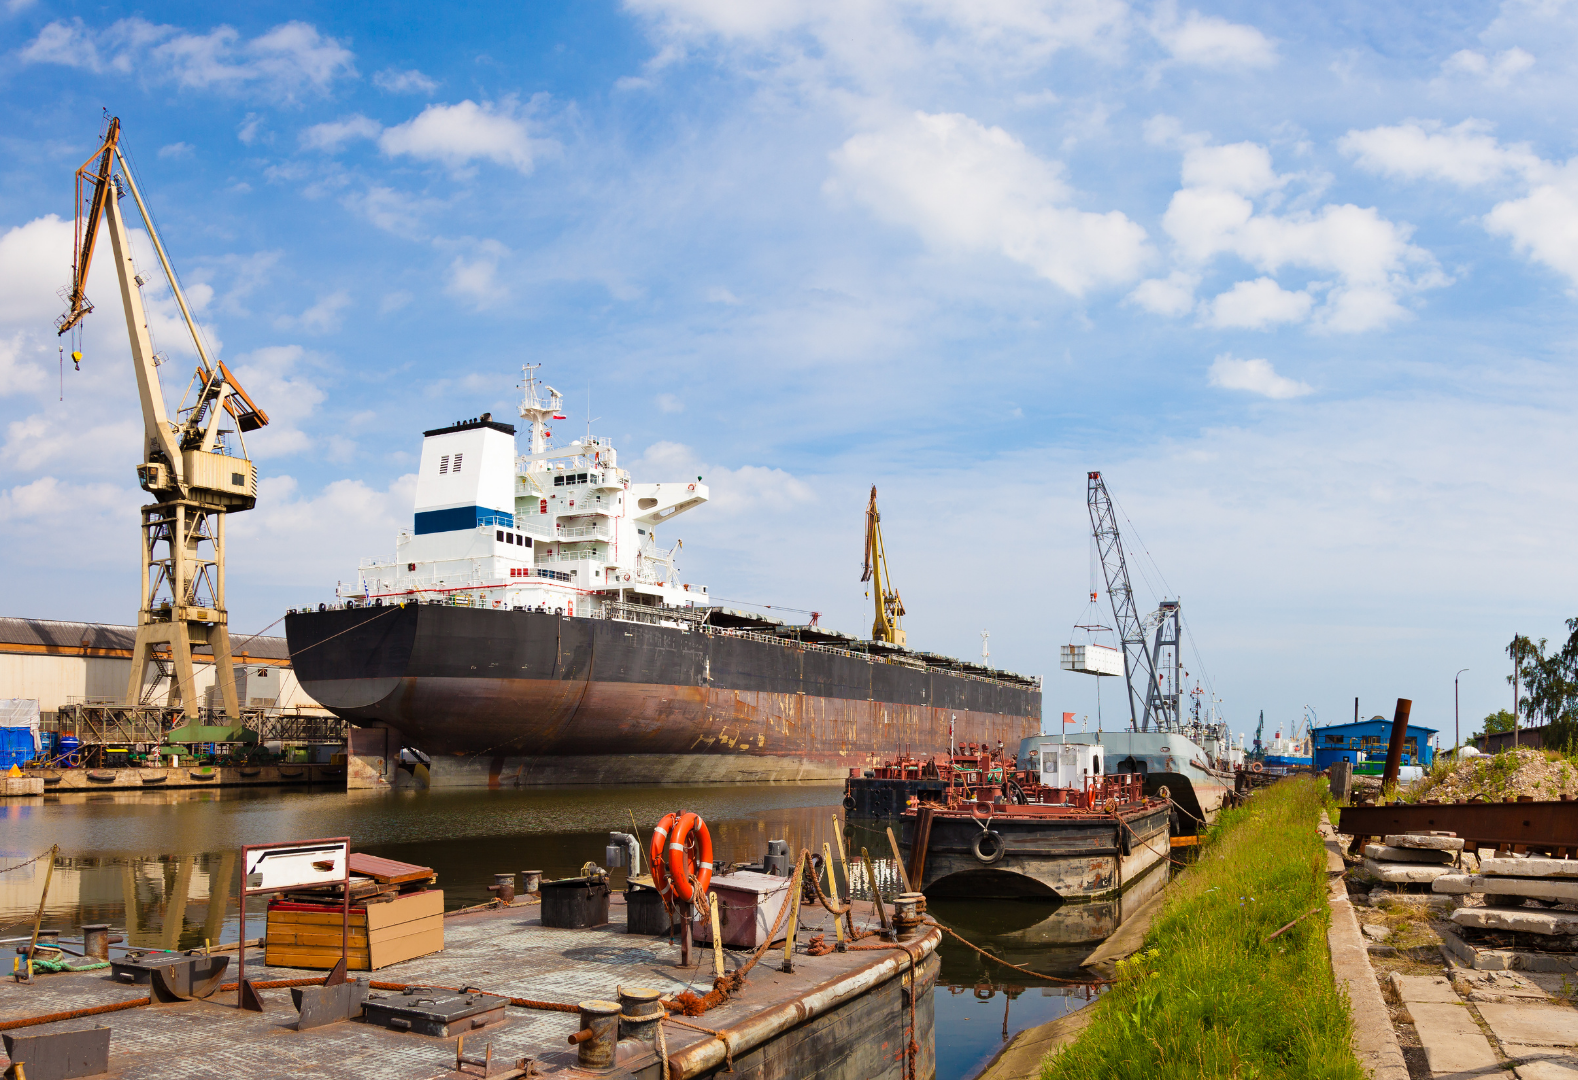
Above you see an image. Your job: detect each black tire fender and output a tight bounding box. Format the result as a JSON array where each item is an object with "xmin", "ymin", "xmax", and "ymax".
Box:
[
  {"xmin": 842, "ymin": 795, "xmax": 856, "ymax": 811},
  {"xmin": 971, "ymin": 830, "xmax": 1006, "ymax": 864}
]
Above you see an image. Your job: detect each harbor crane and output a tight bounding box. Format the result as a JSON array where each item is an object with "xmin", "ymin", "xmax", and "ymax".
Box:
[
  {"xmin": 1086, "ymin": 471, "xmax": 1182, "ymax": 732},
  {"xmin": 57, "ymin": 117, "xmax": 269, "ymax": 721},
  {"xmin": 861, "ymin": 486, "xmax": 906, "ymax": 646}
]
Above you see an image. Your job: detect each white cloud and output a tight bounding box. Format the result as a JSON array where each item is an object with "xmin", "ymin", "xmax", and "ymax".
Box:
[
  {"xmin": 705, "ymin": 286, "xmax": 740, "ymax": 304},
  {"xmin": 379, "ymin": 291, "xmax": 413, "ymax": 314},
  {"xmin": 1339, "ymin": 119, "xmax": 1540, "ymax": 187},
  {"xmin": 158, "ymin": 142, "xmax": 194, "ymax": 159},
  {"xmin": 373, "ymin": 67, "xmax": 439, "ymax": 94},
  {"xmin": 379, "ymin": 99, "xmax": 540, "ymax": 176},
  {"xmin": 1127, "ymin": 270, "xmax": 1196, "ymax": 316},
  {"xmin": 445, "ymin": 241, "xmax": 510, "ymax": 307},
  {"xmin": 1344, "ymin": 120, "xmax": 1578, "ymax": 289},
  {"xmin": 1206, "ymin": 277, "xmax": 1313, "ymax": 329},
  {"xmin": 229, "ymin": 345, "xmax": 326, "ymax": 457},
  {"xmin": 0, "ymin": 334, "xmax": 46, "ymax": 396},
  {"xmin": 1441, "ymin": 46, "xmax": 1534, "ymax": 87},
  {"xmin": 1160, "ymin": 140, "xmax": 1443, "ymax": 332},
  {"xmin": 1148, "ymin": 0, "xmax": 1275, "ymax": 68},
  {"xmin": 228, "ymin": 473, "xmax": 417, "ymax": 588},
  {"xmin": 1207, "ymin": 353, "xmax": 1311, "ymax": 399},
  {"xmin": 656, "ymin": 393, "xmax": 685, "ymax": 413},
  {"xmin": 1181, "ymin": 142, "xmax": 1285, "ymax": 197},
  {"xmin": 20, "ymin": 18, "xmax": 354, "ymax": 98},
  {"xmin": 826, "ymin": 111, "xmax": 1151, "ymax": 297},
  {"xmin": 274, "ymin": 290, "xmax": 351, "ymax": 333},
  {"xmin": 300, "ymin": 114, "xmax": 382, "ymax": 152},
  {"xmin": 632, "ymin": 440, "xmax": 815, "ymax": 518}
]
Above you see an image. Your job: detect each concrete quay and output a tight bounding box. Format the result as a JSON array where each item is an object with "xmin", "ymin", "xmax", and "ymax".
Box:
[{"xmin": 1, "ymin": 763, "xmax": 346, "ymax": 794}]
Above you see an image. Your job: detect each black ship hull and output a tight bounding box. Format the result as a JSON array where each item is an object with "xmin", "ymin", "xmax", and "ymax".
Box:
[{"xmin": 285, "ymin": 605, "xmax": 1041, "ymax": 788}]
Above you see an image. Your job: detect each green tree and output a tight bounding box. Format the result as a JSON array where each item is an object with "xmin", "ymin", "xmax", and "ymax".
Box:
[
  {"xmin": 1481, "ymin": 709, "xmax": 1516, "ymax": 736},
  {"xmin": 1506, "ymin": 620, "xmax": 1578, "ymax": 752}
]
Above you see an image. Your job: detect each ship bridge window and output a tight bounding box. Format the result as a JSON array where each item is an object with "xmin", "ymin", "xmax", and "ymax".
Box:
[
  {"xmin": 576, "ymin": 473, "xmax": 588, "ymax": 484},
  {"xmin": 496, "ymin": 530, "xmax": 505, "ymax": 541},
  {"xmin": 553, "ymin": 475, "xmax": 564, "ymax": 487}
]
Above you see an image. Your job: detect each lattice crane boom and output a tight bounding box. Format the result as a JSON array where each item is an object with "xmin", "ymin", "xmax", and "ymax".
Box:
[{"xmin": 1086, "ymin": 471, "xmax": 1181, "ymax": 732}]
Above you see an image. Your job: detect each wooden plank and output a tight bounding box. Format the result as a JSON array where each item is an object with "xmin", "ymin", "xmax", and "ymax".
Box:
[
  {"xmin": 1170, "ymin": 836, "xmax": 1200, "ymax": 848},
  {"xmin": 264, "ymin": 946, "xmax": 371, "ymax": 971},
  {"xmin": 348, "ymin": 853, "xmax": 435, "ymax": 885},
  {"xmin": 267, "ymin": 927, "xmax": 372, "ymax": 948},
  {"xmin": 368, "ymin": 925, "xmax": 443, "ymax": 969},
  {"xmin": 368, "ymin": 914, "xmax": 441, "ymax": 945},
  {"xmin": 267, "ymin": 910, "xmax": 369, "ymax": 927},
  {"xmin": 364, "ymin": 889, "xmax": 443, "ymax": 932}
]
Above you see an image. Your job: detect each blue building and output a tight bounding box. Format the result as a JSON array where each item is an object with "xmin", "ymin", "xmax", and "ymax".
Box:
[{"xmin": 1313, "ymin": 717, "xmax": 1438, "ymax": 772}]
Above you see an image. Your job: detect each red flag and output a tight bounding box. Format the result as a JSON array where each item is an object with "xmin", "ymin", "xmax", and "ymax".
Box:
[{"xmin": 1063, "ymin": 712, "xmax": 1076, "ymax": 725}]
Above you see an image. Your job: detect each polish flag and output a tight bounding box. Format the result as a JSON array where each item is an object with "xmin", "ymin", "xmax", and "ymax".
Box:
[
  {"xmin": 553, "ymin": 414, "xmax": 567, "ymax": 419},
  {"xmin": 1063, "ymin": 712, "xmax": 1076, "ymax": 725}
]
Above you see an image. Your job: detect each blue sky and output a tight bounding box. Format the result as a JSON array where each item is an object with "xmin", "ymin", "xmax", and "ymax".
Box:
[{"xmin": 3, "ymin": 0, "xmax": 1576, "ymax": 744}]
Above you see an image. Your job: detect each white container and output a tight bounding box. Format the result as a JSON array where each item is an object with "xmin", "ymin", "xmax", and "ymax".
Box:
[
  {"xmin": 691, "ymin": 871, "xmax": 792, "ymax": 948},
  {"xmin": 1060, "ymin": 644, "xmax": 1124, "ymax": 676}
]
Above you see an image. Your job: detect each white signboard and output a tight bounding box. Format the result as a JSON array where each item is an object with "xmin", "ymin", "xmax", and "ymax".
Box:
[{"xmin": 244, "ymin": 840, "xmax": 348, "ymax": 891}]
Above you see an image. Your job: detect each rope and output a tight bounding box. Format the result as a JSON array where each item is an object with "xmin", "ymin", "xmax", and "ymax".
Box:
[
  {"xmin": 924, "ymin": 917, "xmax": 1110, "ymax": 985},
  {"xmin": 0, "ymin": 851, "xmax": 53, "ymax": 876}
]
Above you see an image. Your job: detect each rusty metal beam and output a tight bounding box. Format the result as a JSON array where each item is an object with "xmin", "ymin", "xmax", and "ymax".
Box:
[{"xmin": 1339, "ymin": 801, "xmax": 1578, "ymax": 852}]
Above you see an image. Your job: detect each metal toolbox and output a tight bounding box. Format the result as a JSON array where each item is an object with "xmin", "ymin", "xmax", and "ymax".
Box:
[{"xmin": 360, "ymin": 987, "xmax": 509, "ymax": 1037}]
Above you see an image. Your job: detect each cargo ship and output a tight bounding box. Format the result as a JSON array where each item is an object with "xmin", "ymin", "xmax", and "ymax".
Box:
[{"xmin": 284, "ymin": 369, "xmax": 1041, "ymax": 787}]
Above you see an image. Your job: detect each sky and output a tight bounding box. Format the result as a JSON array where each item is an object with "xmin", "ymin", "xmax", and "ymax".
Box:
[{"xmin": 2, "ymin": 0, "xmax": 1576, "ymax": 746}]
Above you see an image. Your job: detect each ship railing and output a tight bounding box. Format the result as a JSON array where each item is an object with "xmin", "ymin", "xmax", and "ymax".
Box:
[
  {"xmin": 709, "ymin": 626, "xmax": 1016, "ymax": 681},
  {"xmin": 555, "ymin": 524, "xmax": 612, "ymax": 540},
  {"xmin": 538, "ymin": 551, "xmax": 598, "ymax": 564},
  {"xmin": 607, "ymin": 601, "xmax": 707, "ymax": 630}
]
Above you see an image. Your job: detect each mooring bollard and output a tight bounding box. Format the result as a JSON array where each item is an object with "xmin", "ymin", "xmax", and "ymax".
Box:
[
  {"xmin": 81, "ymin": 923, "xmax": 114, "ymax": 960},
  {"xmin": 521, "ymin": 870, "xmax": 542, "ymax": 894},
  {"xmin": 617, "ymin": 986, "xmax": 664, "ymax": 1044},
  {"xmin": 893, "ymin": 892, "xmax": 926, "ymax": 939},
  {"xmin": 487, "ymin": 873, "xmax": 516, "ymax": 904},
  {"xmin": 568, "ymin": 999, "xmax": 621, "ymax": 1069}
]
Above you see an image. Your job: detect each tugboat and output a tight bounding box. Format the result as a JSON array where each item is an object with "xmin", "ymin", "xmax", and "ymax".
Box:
[{"xmin": 896, "ymin": 742, "xmax": 1172, "ymax": 909}]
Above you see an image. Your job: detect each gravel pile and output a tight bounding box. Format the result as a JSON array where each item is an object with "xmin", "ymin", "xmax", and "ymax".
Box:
[{"xmin": 1407, "ymin": 747, "xmax": 1578, "ymax": 803}]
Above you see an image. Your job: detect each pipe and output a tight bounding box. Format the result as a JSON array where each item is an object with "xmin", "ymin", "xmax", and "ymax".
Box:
[
  {"xmin": 607, "ymin": 832, "xmax": 641, "ymax": 875},
  {"xmin": 664, "ymin": 926, "xmax": 941, "ymax": 1079},
  {"xmin": 1381, "ymin": 698, "xmax": 1412, "ymax": 792}
]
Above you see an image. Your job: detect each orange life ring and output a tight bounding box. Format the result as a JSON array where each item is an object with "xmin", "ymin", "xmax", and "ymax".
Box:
[
  {"xmin": 1250, "ymin": 762, "xmax": 1264, "ymax": 773},
  {"xmin": 666, "ymin": 811, "xmax": 714, "ymax": 903},
  {"xmin": 687, "ymin": 483, "xmax": 696, "ymax": 491},
  {"xmin": 649, "ymin": 812, "xmax": 678, "ymax": 902}
]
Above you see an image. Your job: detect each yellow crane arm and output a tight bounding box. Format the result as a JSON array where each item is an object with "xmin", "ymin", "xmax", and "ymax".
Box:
[{"xmin": 863, "ymin": 485, "xmax": 906, "ymax": 647}]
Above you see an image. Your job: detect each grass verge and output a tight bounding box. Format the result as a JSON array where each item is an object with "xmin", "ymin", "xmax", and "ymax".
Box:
[{"xmin": 1041, "ymin": 777, "xmax": 1363, "ymax": 1080}]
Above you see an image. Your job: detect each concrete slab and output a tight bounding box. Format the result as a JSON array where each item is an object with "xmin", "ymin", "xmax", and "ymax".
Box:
[
  {"xmin": 1453, "ymin": 970, "xmax": 1550, "ymax": 1003},
  {"xmin": 1442, "ymin": 927, "xmax": 1578, "ymax": 973},
  {"xmin": 1388, "ymin": 835, "xmax": 1467, "ymax": 852},
  {"xmin": 1511, "ymin": 1048, "xmax": 1578, "ymax": 1080},
  {"xmin": 1364, "ymin": 859, "xmax": 1458, "ymax": 883},
  {"xmin": 1477, "ymin": 1003, "xmax": 1578, "ymax": 1047},
  {"xmin": 1391, "ymin": 974, "xmax": 1461, "ymax": 1003},
  {"xmin": 1484, "ymin": 860, "xmax": 1578, "ymax": 879},
  {"xmin": 1437, "ymin": 877, "xmax": 1578, "ymax": 903},
  {"xmin": 1366, "ymin": 844, "xmax": 1457, "ymax": 864},
  {"xmin": 1407, "ymin": 1001, "xmax": 1501, "ymax": 1077},
  {"xmin": 1454, "ymin": 908, "xmax": 1578, "ymax": 937}
]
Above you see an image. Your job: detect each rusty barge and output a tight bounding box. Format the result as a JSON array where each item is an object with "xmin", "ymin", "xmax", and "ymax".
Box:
[{"xmin": 285, "ymin": 369, "xmax": 1039, "ymax": 788}]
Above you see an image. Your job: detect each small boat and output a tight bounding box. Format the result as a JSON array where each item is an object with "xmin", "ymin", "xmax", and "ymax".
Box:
[{"xmin": 896, "ymin": 743, "xmax": 1172, "ymax": 915}]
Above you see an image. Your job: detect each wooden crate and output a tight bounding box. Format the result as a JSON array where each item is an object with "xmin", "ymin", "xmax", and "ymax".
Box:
[{"xmin": 265, "ymin": 889, "xmax": 443, "ymax": 971}]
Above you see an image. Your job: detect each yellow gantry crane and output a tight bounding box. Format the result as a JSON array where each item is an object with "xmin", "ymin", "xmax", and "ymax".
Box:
[
  {"xmin": 861, "ymin": 485, "xmax": 906, "ymax": 646},
  {"xmin": 57, "ymin": 117, "xmax": 269, "ymax": 720}
]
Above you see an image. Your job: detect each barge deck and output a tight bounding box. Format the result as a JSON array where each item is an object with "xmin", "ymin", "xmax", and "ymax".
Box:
[{"xmin": 0, "ymin": 897, "xmax": 939, "ymax": 1080}]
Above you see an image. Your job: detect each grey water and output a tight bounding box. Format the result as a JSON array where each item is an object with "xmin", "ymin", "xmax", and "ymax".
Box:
[{"xmin": 0, "ymin": 786, "xmax": 1100, "ymax": 1079}]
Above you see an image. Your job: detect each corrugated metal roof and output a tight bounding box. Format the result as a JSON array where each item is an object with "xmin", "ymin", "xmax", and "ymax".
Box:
[{"xmin": 0, "ymin": 616, "xmax": 290, "ymax": 660}]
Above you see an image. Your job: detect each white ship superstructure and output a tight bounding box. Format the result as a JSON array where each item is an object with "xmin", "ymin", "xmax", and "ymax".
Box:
[{"xmin": 341, "ymin": 367, "xmax": 711, "ymax": 617}]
